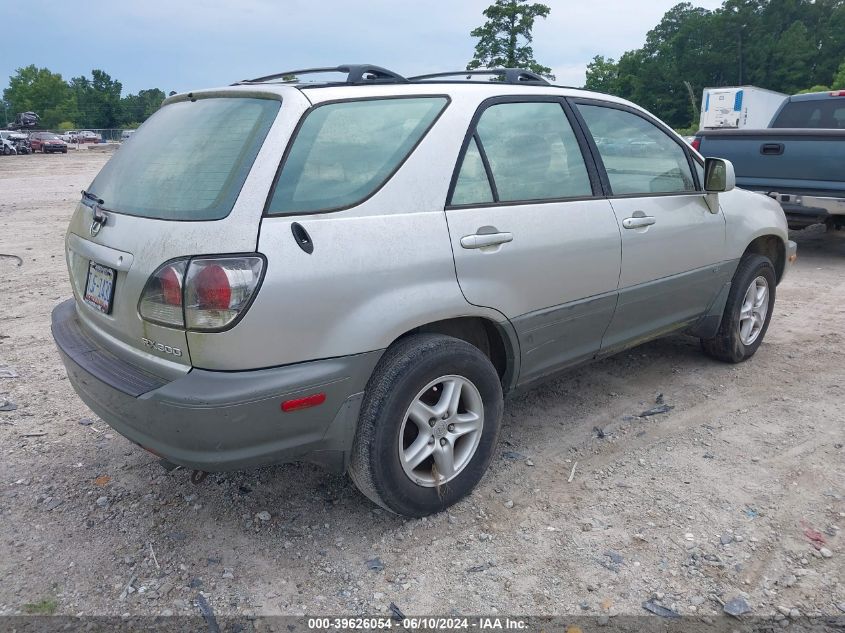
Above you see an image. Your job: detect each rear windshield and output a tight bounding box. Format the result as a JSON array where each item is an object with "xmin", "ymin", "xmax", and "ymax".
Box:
[
  {"xmin": 771, "ymin": 98, "xmax": 845, "ymax": 129},
  {"xmin": 89, "ymin": 97, "xmax": 280, "ymax": 220},
  {"xmin": 267, "ymin": 97, "xmax": 448, "ymax": 215}
]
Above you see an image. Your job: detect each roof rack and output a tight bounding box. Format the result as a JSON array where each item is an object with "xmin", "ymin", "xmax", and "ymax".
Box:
[
  {"xmin": 237, "ymin": 64, "xmax": 407, "ymax": 85},
  {"xmin": 407, "ymin": 68, "xmax": 550, "ymax": 86}
]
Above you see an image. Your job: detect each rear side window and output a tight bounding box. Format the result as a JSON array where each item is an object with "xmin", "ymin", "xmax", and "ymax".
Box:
[
  {"xmin": 452, "ymin": 137, "xmax": 494, "ymax": 205},
  {"xmin": 771, "ymin": 98, "xmax": 845, "ymax": 128},
  {"xmin": 89, "ymin": 97, "xmax": 280, "ymax": 220},
  {"xmin": 451, "ymin": 101, "xmax": 592, "ymax": 205},
  {"xmin": 267, "ymin": 97, "xmax": 448, "ymax": 215},
  {"xmin": 577, "ymin": 104, "xmax": 696, "ymax": 196}
]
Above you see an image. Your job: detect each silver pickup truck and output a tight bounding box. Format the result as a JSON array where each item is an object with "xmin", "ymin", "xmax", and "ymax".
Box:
[{"xmin": 694, "ymin": 91, "xmax": 845, "ymax": 230}]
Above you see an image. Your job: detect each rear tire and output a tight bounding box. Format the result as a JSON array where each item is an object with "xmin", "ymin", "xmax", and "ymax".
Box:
[
  {"xmin": 701, "ymin": 254, "xmax": 776, "ymax": 363},
  {"xmin": 349, "ymin": 334, "xmax": 503, "ymax": 517}
]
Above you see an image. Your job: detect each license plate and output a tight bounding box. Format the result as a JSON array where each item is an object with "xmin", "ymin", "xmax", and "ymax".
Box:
[{"xmin": 84, "ymin": 261, "xmax": 116, "ymax": 314}]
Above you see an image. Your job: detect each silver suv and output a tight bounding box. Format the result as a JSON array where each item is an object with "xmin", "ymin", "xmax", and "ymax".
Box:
[{"xmin": 52, "ymin": 65, "xmax": 797, "ymax": 517}]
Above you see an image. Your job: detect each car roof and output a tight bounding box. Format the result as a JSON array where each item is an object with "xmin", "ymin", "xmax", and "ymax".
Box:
[
  {"xmin": 789, "ymin": 91, "xmax": 844, "ymax": 102},
  {"xmin": 167, "ymin": 80, "xmax": 637, "ymax": 112},
  {"xmin": 299, "ymin": 81, "xmax": 631, "ymax": 106},
  {"xmin": 163, "ymin": 65, "xmax": 641, "ymax": 113}
]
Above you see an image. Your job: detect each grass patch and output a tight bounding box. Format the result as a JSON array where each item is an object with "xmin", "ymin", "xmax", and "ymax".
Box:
[{"xmin": 23, "ymin": 598, "xmax": 57, "ymax": 615}]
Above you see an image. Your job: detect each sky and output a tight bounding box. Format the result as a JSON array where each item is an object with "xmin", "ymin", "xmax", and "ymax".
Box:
[{"xmin": 2, "ymin": 0, "xmax": 725, "ymax": 96}]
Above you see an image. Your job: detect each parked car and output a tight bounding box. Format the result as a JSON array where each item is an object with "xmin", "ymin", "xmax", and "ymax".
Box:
[
  {"xmin": 10, "ymin": 132, "xmax": 31, "ymax": 154},
  {"xmin": 29, "ymin": 132, "xmax": 68, "ymax": 153},
  {"xmin": 78, "ymin": 130, "xmax": 102, "ymax": 143},
  {"xmin": 52, "ymin": 65, "xmax": 796, "ymax": 517},
  {"xmin": 12, "ymin": 111, "xmax": 39, "ymax": 129},
  {"xmin": 694, "ymin": 90, "xmax": 845, "ymax": 230},
  {"xmin": 0, "ymin": 136, "xmax": 17, "ymax": 155},
  {"xmin": 0, "ymin": 130, "xmax": 30, "ymax": 154},
  {"xmin": 61, "ymin": 130, "xmax": 79, "ymax": 143},
  {"xmin": 121, "ymin": 129, "xmax": 135, "ymax": 141}
]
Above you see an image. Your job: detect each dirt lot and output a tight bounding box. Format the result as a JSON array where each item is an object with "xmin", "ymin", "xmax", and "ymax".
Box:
[{"xmin": 0, "ymin": 150, "xmax": 843, "ymax": 622}]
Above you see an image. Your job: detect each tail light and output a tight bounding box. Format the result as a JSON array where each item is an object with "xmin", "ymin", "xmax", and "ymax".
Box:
[
  {"xmin": 138, "ymin": 261, "xmax": 187, "ymax": 327},
  {"xmin": 138, "ymin": 256, "xmax": 264, "ymax": 331},
  {"xmin": 691, "ymin": 137, "xmax": 702, "ymax": 152},
  {"xmin": 184, "ymin": 257, "xmax": 263, "ymax": 331}
]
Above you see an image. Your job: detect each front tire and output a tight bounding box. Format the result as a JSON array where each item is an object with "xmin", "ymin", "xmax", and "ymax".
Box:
[
  {"xmin": 701, "ymin": 254, "xmax": 776, "ymax": 363},
  {"xmin": 349, "ymin": 334, "xmax": 503, "ymax": 517}
]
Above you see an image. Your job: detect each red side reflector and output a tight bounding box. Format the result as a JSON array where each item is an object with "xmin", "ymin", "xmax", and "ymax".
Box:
[
  {"xmin": 281, "ymin": 393, "xmax": 326, "ymax": 413},
  {"xmin": 691, "ymin": 137, "xmax": 701, "ymax": 151}
]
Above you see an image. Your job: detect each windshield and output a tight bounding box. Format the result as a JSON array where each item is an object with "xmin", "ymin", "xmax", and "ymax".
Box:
[{"xmin": 88, "ymin": 96, "xmax": 280, "ymax": 220}]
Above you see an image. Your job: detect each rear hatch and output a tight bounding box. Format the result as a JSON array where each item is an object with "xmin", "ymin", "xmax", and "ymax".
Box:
[{"xmin": 65, "ymin": 88, "xmax": 309, "ymax": 377}]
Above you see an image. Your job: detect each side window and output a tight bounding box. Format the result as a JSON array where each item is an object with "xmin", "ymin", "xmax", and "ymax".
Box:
[
  {"xmin": 694, "ymin": 160, "xmax": 705, "ymax": 188},
  {"xmin": 452, "ymin": 137, "xmax": 494, "ymax": 205},
  {"xmin": 577, "ymin": 104, "xmax": 696, "ymax": 196},
  {"xmin": 450, "ymin": 101, "xmax": 592, "ymax": 205},
  {"xmin": 268, "ymin": 97, "xmax": 448, "ymax": 215}
]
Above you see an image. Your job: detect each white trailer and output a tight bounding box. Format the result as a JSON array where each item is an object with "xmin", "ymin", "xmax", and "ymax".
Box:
[{"xmin": 699, "ymin": 86, "xmax": 787, "ymax": 130}]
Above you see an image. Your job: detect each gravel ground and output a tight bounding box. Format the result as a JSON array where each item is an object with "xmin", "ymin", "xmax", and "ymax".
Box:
[{"xmin": 0, "ymin": 151, "xmax": 843, "ymax": 622}]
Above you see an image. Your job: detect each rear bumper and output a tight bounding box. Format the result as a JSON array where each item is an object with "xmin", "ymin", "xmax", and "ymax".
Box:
[
  {"xmin": 51, "ymin": 299, "xmax": 382, "ymax": 472},
  {"xmin": 765, "ymin": 192, "xmax": 845, "ymax": 227}
]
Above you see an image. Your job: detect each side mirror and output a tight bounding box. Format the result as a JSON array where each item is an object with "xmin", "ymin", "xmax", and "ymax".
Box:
[{"xmin": 704, "ymin": 157, "xmax": 736, "ymax": 193}]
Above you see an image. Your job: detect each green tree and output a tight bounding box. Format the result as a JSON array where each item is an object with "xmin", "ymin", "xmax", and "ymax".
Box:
[
  {"xmin": 584, "ymin": 55, "xmax": 619, "ymax": 93},
  {"xmin": 769, "ymin": 22, "xmax": 816, "ymax": 94},
  {"xmin": 796, "ymin": 84, "xmax": 831, "ymax": 94},
  {"xmin": 585, "ymin": 0, "xmax": 845, "ymax": 128},
  {"xmin": 2, "ymin": 65, "xmax": 77, "ymax": 128},
  {"xmin": 119, "ymin": 88, "xmax": 166, "ymax": 127},
  {"xmin": 70, "ymin": 69, "xmax": 123, "ymax": 128},
  {"xmin": 467, "ymin": 0, "xmax": 554, "ymax": 79},
  {"xmin": 832, "ymin": 60, "xmax": 845, "ymax": 90}
]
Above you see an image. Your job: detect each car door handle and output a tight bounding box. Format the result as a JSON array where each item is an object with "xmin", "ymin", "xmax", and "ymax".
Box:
[
  {"xmin": 460, "ymin": 232, "xmax": 514, "ymax": 249},
  {"xmin": 622, "ymin": 216, "xmax": 656, "ymax": 229},
  {"xmin": 760, "ymin": 142, "xmax": 784, "ymax": 155}
]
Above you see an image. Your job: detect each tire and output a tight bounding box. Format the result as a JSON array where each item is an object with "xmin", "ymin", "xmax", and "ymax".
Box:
[
  {"xmin": 62, "ymin": 148, "xmax": 67, "ymax": 154},
  {"xmin": 701, "ymin": 254, "xmax": 776, "ymax": 363},
  {"xmin": 349, "ymin": 334, "xmax": 503, "ymax": 517}
]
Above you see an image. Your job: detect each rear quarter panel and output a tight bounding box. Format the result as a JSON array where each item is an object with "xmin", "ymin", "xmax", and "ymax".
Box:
[{"xmin": 186, "ymin": 91, "xmax": 509, "ymax": 371}]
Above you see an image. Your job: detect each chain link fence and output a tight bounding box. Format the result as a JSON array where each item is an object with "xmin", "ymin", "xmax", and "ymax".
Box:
[{"xmin": 56, "ymin": 128, "xmax": 131, "ymax": 144}]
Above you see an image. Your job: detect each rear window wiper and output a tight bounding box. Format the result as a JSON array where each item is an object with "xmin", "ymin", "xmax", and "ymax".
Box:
[{"xmin": 81, "ymin": 189, "xmax": 104, "ymax": 205}]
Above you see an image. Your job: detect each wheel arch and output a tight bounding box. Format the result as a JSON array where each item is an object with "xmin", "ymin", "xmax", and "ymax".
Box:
[
  {"xmin": 392, "ymin": 316, "xmax": 520, "ymax": 394},
  {"xmin": 743, "ymin": 234, "xmax": 786, "ymax": 283}
]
